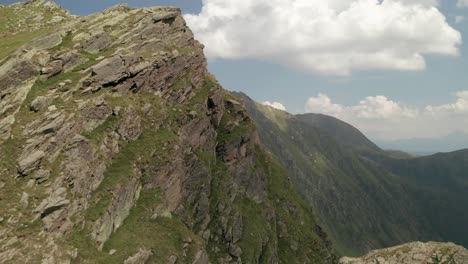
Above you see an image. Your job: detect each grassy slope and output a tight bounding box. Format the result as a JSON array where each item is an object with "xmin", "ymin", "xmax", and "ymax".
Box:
[
  {"xmin": 300, "ymin": 111, "xmax": 468, "ymax": 249},
  {"xmin": 296, "ymin": 113, "xmax": 382, "ymax": 154},
  {"xmin": 239, "ymin": 93, "xmax": 438, "ymax": 256},
  {"xmin": 0, "ymin": 3, "xmax": 69, "ymax": 63},
  {"xmin": 379, "ymin": 150, "xmax": 468, "ymax": 248}
]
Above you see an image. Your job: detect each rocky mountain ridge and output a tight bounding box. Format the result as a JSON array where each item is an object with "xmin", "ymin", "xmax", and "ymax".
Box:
[{"xmin": 0, "ymin": 1, "xmax": 335, "ymax": 263}]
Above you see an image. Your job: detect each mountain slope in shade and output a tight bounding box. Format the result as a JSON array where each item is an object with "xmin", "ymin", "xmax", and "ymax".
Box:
[
  {"xmin": 238, "ymin": 92, "xmax": 468, "ymax": 256},
  {"xmin": 238, "ymin": 93, "xmax": 435, "ymax": 255},
  {"xmin": 295, "ymin": 113, "xmax": 381, "ymax": 154},
  {"xmin": 378, "ymin": 149, "xmax": 468, "ymax": 249}
]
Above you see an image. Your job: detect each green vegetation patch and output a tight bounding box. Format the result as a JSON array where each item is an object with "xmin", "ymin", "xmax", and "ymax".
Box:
[
  {"xmin": 82, "ymin": 115, "xmax": 119, "ymax": 143},
  {"xmin": 0, "ymin": 29, "xmax": 52, "ymax": 63},
  {"xmin": 10, "ymin": 72, "xmax": 81, "ymax": 135},
  {"xmin": 198, "ymin": 139, "xmax": 332, "ymax": 263},
  {"xmin": 71, "ymin": 190, "xmax": 203, "ymax": 264},
  {"xmin": 235, "ymin": 197, "xmax": 276, "ymax": 262},
  {"xmin": 27, "ymin": 72, "xmax": 81, "ymax": 105},
  {"xmin": 255, "ymin": 146, "xmax": 333, "ymax": 263},
  {"xmin": 86, "ymin": 129, "xmax": 176, "ymax": 221},
  {"xmin": 0, "ymin": 3, "xmax": 70, "ymax": 62},
  {"xmin": 73, "ymin": 48, "xmax": 117, "ymax": 73},
  {"xmin": 189, "ymin": 74, "xmax": 217, "ymax": 107},
  {"xmin": 216, "ymin": 112, "xmax": 253, "ymax": 144},
  {"xmin": 256, "ymin": 103, "xmax": 289, "ymax": 132}
]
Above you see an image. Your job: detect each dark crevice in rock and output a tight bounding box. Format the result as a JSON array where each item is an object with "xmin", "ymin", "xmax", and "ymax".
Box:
[
  {"xmin": 40, "ymin": 204, "xmax": 66, "ymax": 218},
  {"xmin": 162, "ymin": 17, "xmax": 176, "ymax": 25}
]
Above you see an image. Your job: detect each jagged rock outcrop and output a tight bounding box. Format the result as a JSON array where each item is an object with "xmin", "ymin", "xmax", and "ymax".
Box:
[
  {"xmin": 340, "ymin": 242, "xmax": 468, "ymax": 264},
  {"xmin": 0, "ymin": 60, "xmax": 39, "ymax": 141},
  {"xmin": 33, "ymin": 187, "xmax": 70, "ymax": 229},
  {"xmin": 0, "ymin": 2, "xmax": 335, "ymax": 264},
  {"xmin": 92, "ymin": 176, "xmax": 142, "ymax": 249}
]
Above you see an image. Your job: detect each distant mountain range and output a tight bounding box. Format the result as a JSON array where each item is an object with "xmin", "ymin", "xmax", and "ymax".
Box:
[
  {"xmin": 375, "ymin": 132, "xmax": 468, "ymax": 155},
  {"xmin": 238, "ymin": 92, "xmax": 468, "ymax": 256}
]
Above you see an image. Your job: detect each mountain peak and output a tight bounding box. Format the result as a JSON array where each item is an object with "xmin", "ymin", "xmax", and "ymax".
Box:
[{"xmin": 20, "ymin": 0, "xmax": 63, "ymax": 11}]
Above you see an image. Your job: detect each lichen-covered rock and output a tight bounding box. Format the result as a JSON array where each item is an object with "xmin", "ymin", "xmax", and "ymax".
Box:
[
  {"xmin": 124, "ymin": 248, "xmax": 152, "ymax": 264},
  {"xmin": 340, "ymin": 242, "xmax": 468, "ymax": 264},
  {"xmin": 80, "ymin": 98, "xmax": 112, "ymax": 131},
  {"xmin": 34, "ymin": 187, "xmax": 70, "ymax": 218},
  {"xmin": 30, "ymin": 95, "xmax": 51, "ymax": 112},
  {"xmin": 168, "ymin": 255, "xmax": 178, "ymax": 264},
  {"xmin": 17, "ymin": 150, "xmax": 45, "ymax": 176},
  {"xmin": 83, "ymin": 32, "xmax": 112, "ymax": 53},
  {"xmin": 0, "ymin": 115, "xmax": 15, "ymax": 140},
  {"xmin": 55, "ymin": 50, "xmax": 88, "ymax": 72},
  {"xmin": 23, "ymin": 110, "xmax": 66, "ymax": 136},
  {"xmin": 33, "ymin": 169, "xmax": 51, "ymax": 184},
  {"xmin": 192, "ymin": 250, "xmax": 209, "ymax": 264},
  {"xmin": 92, "ymin": 176, "xmax": 142, "ymax": 249},
  {"xmin": 62, "ymin": 134, "xmax": 107, "ymax": 198},
  {"xmin": 0, "ymin": 60, "xmax": 39, "ymax": 141},
  {"xmin": 40, "ymin": 59, "xmax": 63, "ymax": 78},
  {"xmin": 25, "ymin": 31, "xmax": 64, "ymax": 51},
  {"xmin": 117, "ymin": 108, "xmax": 142, "ymax": 141}
]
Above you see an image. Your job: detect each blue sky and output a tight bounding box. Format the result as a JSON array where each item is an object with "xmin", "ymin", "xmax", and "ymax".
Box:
[
  {"xmin": 2, "ymin": 0, "xmax": 468, "ymax": 150},
  {"xmin": 0, "ymin": 0, "xmax": 202, "ymax": 14}
]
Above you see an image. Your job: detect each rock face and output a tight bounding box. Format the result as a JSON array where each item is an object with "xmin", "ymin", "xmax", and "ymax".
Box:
[
  {"xmin": 30, "ymin": 96, "xmax": 51, "ymax": 112},
  {"xmin": 16, "ymin": 150, "xmax": 45, "ymax": 176},
  {"xmin": 92, "ymin": 177, "xmax": 142, "ymax": 249},
  {"xmin": 340, "ymin": 242, "xmax": 468, "ymax": 264},
  {"xmin": 0, "ymin": 2, "xmax": 335, "ymax": 264},
  {"xmin": 123, "ymin": 248, "xmax": 152, "ymax": 264}
]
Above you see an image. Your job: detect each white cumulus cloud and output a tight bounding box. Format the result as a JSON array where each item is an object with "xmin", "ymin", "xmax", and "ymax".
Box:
[
  {"xmin": 262, "ymin": 101, "xmax": 286, "ymax": 111},
  {"xmin": 185, "ymin": 0, "xmax": 461, "ymax": 76},
  {"xmin": 457, "ymin": 0, "xmax": 468, "ymax": 8},
  {"xmin": 425, "ymin": 91, "xmax": 468, "ymax": 114},
  {"xmin": 305, "ymin": 94, "xmax": 343, "ymax": 115},
  {"xmin": 304, "ymin": 91, "xmax": 468, "ymax": 140}
]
